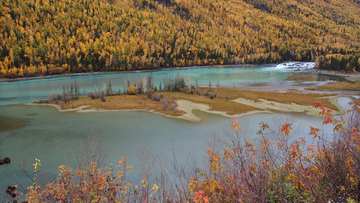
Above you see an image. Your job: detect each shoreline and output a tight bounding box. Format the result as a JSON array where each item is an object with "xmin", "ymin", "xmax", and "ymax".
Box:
[
  {"xmin": 1, "ymin": 61, "xmax": 358, "ymax": 83},
  {"xmin": 0, "ymin": 62, "xmax": 309, "ymax": 83},
  {"xmin": 311, "ymin": 70, "xmax": 360, "ymax": 82}
]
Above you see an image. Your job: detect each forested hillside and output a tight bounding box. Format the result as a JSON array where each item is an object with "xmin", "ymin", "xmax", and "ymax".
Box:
[{"xmin": 0, "ymin": 0, "xmax": 360, "ymax": 78}]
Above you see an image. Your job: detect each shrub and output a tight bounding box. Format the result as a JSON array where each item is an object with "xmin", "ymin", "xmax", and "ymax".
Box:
[
  {"xmin": 26, "ymin": 158, "xmax": 135, "ymax": 203},
  {"xmin": 189, "ymin": 100, "xmax": 360, "ymax": 202},
  {"xmin": 152, "ymin": 94, "xmax": 160, "ymax": 102},
  {"xmin": 146, "ymin": 89, "xmax": 154, "ymax": 98},
  {"xmin": 127, "ymin": 86, "xmax": 137, "ymax": 95},
  {"xmin": 208, "ymin": 93, "xmax": 214, "ymax": 99},
  {"xmin": 196, "ymin": 90, "xmax": 202, "ymax": 95},
  {"xmin": 88, "ymin": 92, "xmax": 99, "ymax": 99},
  {"xmin": 162, "ymin": 98, "xmax": 169, "ymax": 109},
  {"xmin": 172, "ymin": 100, "xmax": 178, "ymax": 107},
  {"xmin": 170, "ymin": 103, "xmax": 176, "ymax": 110},
  {"xmin": 162, "ymin": 103, "xmax": 168, "ymax": 109},
  {"xmin": 100, "ymin": 91, "xmax": 106, "ymax": 102},
  {"xmin": 182, "ymin": 87, "xmax": 188, "ymax": 93}
]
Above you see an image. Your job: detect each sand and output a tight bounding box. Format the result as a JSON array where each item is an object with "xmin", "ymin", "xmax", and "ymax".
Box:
[{"xmin": 232, "ymin": 96, "xmax": 343, "ymax": 117}]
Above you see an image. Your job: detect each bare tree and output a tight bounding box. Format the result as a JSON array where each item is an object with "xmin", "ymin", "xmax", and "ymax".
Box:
[
  {"xmin": 123, "ymin": 77, "xmax": 127, "ymax": 94},
  {"xmin": 75, "ymin": 128, "xmax": 108, "ymax": 170}
]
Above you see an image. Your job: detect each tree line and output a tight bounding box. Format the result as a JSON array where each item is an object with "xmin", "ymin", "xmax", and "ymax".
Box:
[{"xmin": 316, "ymin": 54, "xmax": 360, "ymax": 72}]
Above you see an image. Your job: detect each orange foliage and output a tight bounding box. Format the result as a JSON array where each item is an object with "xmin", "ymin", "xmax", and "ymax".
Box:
[{"xmin": 189, "ymin": 99, "xmax": 360, "ymax": 202}]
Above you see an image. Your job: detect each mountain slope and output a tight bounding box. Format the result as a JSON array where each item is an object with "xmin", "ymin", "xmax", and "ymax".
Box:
[{"xmin": 0, "ymin": 0, "xmax": 359, "ymax": 78}]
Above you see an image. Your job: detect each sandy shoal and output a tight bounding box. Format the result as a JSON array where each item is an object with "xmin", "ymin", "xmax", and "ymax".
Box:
[
  {"xmin": 232, "ymin": 96, "xmax": 342, "ymax": 117},
  {"xmin": 24, "ymin": 95, "xmax": 342, "ymax": 122}
]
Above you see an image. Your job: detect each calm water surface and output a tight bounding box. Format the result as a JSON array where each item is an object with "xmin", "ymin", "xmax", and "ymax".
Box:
[
  {"xmin": 0, "ymin": 64, "xmax": 352, "ymax": 196},
  {"xmin": 0, "ymin": 64, "xmax": 347, "ymax": 106}
]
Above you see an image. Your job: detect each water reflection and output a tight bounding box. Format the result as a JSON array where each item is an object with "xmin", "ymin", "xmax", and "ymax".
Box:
[{"xmin": 285, "ymin": 72, "xmax": 349, "ymax": 82}]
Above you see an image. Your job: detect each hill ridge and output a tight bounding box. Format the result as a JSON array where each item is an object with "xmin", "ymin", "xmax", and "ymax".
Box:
[{"xmin": 0, "ymin": 0, "xmax": 359, "ymax": 78}]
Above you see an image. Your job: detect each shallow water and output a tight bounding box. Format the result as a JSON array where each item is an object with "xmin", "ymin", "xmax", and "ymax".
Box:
[
  {"xmin": 0, "ymin": 64, "xmax": 353, "ymax": 197},
  {"xmin": 0, "ymin": 105, "xmax": 338, "ymax": 192}
]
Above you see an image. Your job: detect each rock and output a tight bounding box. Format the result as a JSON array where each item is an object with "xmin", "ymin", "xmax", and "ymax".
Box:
[{"xmin": 4, "ymin": 157, "xmax": 11, "ymax": 164}]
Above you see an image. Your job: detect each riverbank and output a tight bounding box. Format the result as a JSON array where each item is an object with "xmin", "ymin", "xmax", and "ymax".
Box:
[
  {"xmin": 0, "ymin": 65, "xmax": 240, "ymax": 82},
  {"xmin": 2, "ymin": 62, "xmax": 359, "ymax": 85},
  {"xmin": 311, "ymin": 69, "xmax": 360, "ymax": 82},
  {"xmin": 0, "ymin": 62, "xmax": 313, "ymax": 83}
]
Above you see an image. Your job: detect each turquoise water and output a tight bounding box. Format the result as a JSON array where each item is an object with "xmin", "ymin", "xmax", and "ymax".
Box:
[
  {"xmin": 0, "ymin": 65, "xmax": 347, "ymax": 106},
  {"xmin": 0, "ymin": 65, "xmax": 351, "ymax": 197}
]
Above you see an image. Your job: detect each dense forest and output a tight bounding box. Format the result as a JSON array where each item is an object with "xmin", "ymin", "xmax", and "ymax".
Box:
[{"xmin": 0, "ymin": 0, "xmax": 360, "ymax": 78}]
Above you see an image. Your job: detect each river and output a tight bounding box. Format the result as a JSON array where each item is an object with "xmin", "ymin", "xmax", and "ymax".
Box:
[{"xmin": 0, "ymin": 63, "xmax": 354, "ymax": 197}]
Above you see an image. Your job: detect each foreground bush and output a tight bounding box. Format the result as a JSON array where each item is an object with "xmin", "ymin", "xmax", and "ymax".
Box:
[
  {"xmin": 189, "ymin": 99, "xmax": 360, "ymax": 202},
  {"xmin": 26, "ymin": 158, "xmax": 134, "ymax": 202}
]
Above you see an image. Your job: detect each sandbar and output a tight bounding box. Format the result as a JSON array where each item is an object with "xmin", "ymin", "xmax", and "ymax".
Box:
[
  {"xmin": 232, "ymin": 96, "xmax": 343, "ymax": 117},
  {"xmin": 24, "ymin": 94, "xmax": 342, "ymax": 123}
]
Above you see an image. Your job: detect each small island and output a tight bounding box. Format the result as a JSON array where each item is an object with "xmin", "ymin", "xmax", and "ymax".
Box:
[{"xmin": 27, "ymin": 73, "xmax": 343, "ymax": 122}]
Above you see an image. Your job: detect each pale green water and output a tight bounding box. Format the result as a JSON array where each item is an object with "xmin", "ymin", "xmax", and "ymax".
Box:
[
  {"xmin": 0, "ymin": 105, "xmax": 339, "ymax": 192},
  {"xmin": 0, "ymin": 65, "xmax": 352, "ymax": 197}
]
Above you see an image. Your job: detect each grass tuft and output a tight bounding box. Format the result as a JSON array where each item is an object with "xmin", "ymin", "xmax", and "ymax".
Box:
[{"xmin": 306, "ymin": 81, "xmax": 360, "ymax": 91}]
